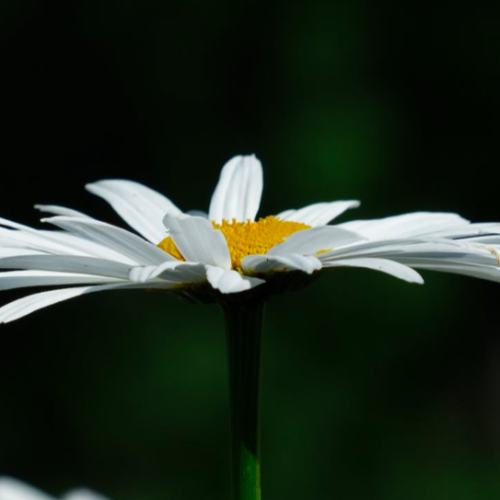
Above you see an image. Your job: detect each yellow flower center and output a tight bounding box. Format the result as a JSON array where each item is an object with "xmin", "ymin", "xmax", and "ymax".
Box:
[{"xmin": 158, "ymin": 216, "xmax": 311, "ymax": 271}]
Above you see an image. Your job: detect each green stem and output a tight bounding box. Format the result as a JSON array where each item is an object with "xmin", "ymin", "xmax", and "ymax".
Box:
[{"xmin": 223, "ymin": 298, "xmax": 265, "ymax": 500}]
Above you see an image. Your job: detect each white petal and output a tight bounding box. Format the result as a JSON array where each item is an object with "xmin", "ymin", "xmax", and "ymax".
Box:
[
  {"xmin": 63, "ymin": 489, "xmax": 111, "ymax": 500},
  {"xmin": 129, "ymin": 261, "xmax": 206, "ymax": 283},
  {"xmin": 0, "ymin": 229, "xmax": 74, "ymax": 255},
  {"xmin": 86, "ymin": 179, "xmax": 181, "ymax": 243},
  {"xmin": 316, "ymin": 238, "xmax": 459, "ymax": 261},
  {"xmin": 0, "ymin": 219, "xmax": 132, "ymax": 263},
  {"xmin": 0, "ymin": 223, "xmax": 89, "ymax": 256},
  {"xmin": 434, "ymin": 223, "xmax": 500, "ymax": 239},
  {"xmin": 0, "ymin": 248, "xmax": 44, "ymax": 258},
  {"xmin": 400, "ymin": 262, "xmax": 500, "ymax": 283},
  {"xmin": 205, "ymin": 266, "xmax": 265, "ymax": 293},
  {"xmin": 340, "ymin": 212, "xmax": 469, "ymax": 240},
  {"xmin": 0, "ymin": 270, "xmax": 123, "ymax": 291},
  {"xmin": 44, "ymin": 217, "xmax": 173, "ymax": 265},
  {"xmin": 465, "ymin": 235, "xmax": 500, "ymax": 244},
  {"xmin": 0, "ymin": 477, "xmax": 54, "ymax": 500},
  {"xmin": 0, "ymin": 217, "xmax": 40, "ymax": 232},
  {"xmin": 163, "ymin": 214, "xmax": 231, "ymax": 269},
  {"xmin": 208, "ymin": 155, "xmax": 263, "ymax": 223},
  {"xmin": 186, "ymin": 210, "xmax": 209, "ymax": 218},
  {"xmin": 322, "ymin": 257, "xmax": 424, "ymax": 284},
  {"xmin": 0, "ymin": 255, "xmax": 132, "ymax": 279},
  {"xmin": 277, "ymin": 200, "xmax": 360, "ymax": 227},
  {"xmin": 318, "ymin": 239, "xmax": 500, "ymax": 285},
  {"xmin": 342, "ymin": 240, "xmax": 494, "ymax": 265},
  {"xmin": 0, "ymin": 282, "xmax": 176, "ymax": 324},
  {"xmin": 34, "ymin": 205, "xmax": 93, "ymax": 219},
  {"xmin": 242, "ymin": 254, "xmax": 321, "ymax": 274},
  {"xmin": 267, "ymin": 226, "xmax": 366, "ymax": 256},
  {"xmin": 36, "ymin": 231, "xmax": 136, "ymax": 263},
  {"xmin": 392, "ymin": 250, "xmax": 500, "ymax": 270},
  {"xmin": 275, "ymin": 209, "xmax": 295, "ymax": 220}
]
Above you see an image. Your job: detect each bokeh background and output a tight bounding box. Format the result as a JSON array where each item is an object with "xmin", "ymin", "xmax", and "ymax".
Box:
[{"xmin": 0, "ymin": 2, "xmax": 500, "ymax": 499}]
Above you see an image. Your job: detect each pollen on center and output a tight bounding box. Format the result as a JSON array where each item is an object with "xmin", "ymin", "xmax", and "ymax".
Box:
[{"xmin": 158, "ymin": 216, "xmax": 311, "ymax": 271}]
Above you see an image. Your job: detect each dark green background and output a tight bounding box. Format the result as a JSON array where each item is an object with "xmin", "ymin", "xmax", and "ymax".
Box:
[{"xmin": 1, "ymin": 2, "xmax": 500, "ymax": 499}]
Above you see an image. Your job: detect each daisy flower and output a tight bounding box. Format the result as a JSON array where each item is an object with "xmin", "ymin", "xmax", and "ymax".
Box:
[
  {"xmin": 0, "ymin": 154, "xmax": 498, "ymax": 323},
  {"xmin": 0, "ymin": 477, "xmax": 110, "ymax": 500},
  {"xmin": 2, "ymin": 155, "xmax": 500, "ymax": 500}
]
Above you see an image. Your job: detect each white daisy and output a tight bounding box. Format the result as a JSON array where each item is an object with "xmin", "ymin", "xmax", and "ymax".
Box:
[
  {"xmin": 0, "ymin": 477, "xmax": 110, "ymax": 500},
  {"xmin": 0, "ymin": 154, "xmax": 499, "ymax": 323}
]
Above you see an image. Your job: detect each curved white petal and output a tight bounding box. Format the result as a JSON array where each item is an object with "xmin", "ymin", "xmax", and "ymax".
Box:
[
  {"xmin": 333, "ymin": 239, "xmax": 493, "ymax": 263},
  {"xmin": 276, "ymin": 210, "xmax": 294, "ymax": 221},
  {"xmin": 390, "ymin": 248, "xmax": 495, "ymax": 266},
  {"xmin": 63, "ymin": 489, "xmax": 111, "ymax": 500},
  {"xmin": 0, "ymin": 271, "xmax": 123, "ymax": 291},
  {"xmin": 465, "ymin": 234, "xmax": 500, "ymax": 245},
  {"xmin": 317, "ymin": 239, "xmax": 464, "ymax": 261},
  {"xmin": 186, "ymin": 210, "xmax": 209, "ymax": 218},
  {"xmin": 34, "ymin": 205, "xmax": 93, "ymax": 219},
  {"xmin": 129, "ymin": 261, "xmax": 206, "ymax": 283},
  {"xmin": 340, "ymin": 212, "xmax": 469, "ymax": 240},
  {"xmin": 388, "ymin": 244, "xmax": 500, "ymax": 271},
  {"xmin": 277, "ymin": 200, "xmax": 360, "ymax": 227},
  {"xmin": 0, "ymin": 477, "xmax": 55, "ymax": 500},
  {"xmin": 35, "ymin": 231, "xmax": 136, "ymax": 263},
  {"xmin": 0, "ymin": 221, "xmax": 106, "ymax": 257},
  {"xmin": 242, "ymin": 254, "xmax": 321, "ymax": 275},
  {"xmin": 205, "ymin": 266, "xmax": 264, "ymax": 293},
  {"xmin": 208, "ymin": 155, "xmax": 263, "ymax": 223},
  {"xmin": 434, "ymin": 223, "xmax": 500, "ymax": 239},
  {"xmin": 322, "ymin": 257, "xmax": 424, "ymax": 284},
  {"xmin": 399, "ymin": 262, "xmax": 500, "ymax": 283},
  {"xmin": 0, "ymin": 228, "xmax": 74, "ymax": 256},
  {"xmin": 0, "ymin": 217, "xmax": 41, "ymax": 232},
  {"xmin": 163, "ymin": 214, "xmax": 231, "ymax": 269},
  {"xmin": 0, "ymin": 248, "xmax": 44, "ymax": 258},
  {"xmin": 86, "ymin": 179, "xmax": 181, "ymax": 243},
  {"xmin": 0, "ymin": 282, "xmax": 176, "ymax": 324},
  {"xmin": 0, "ymin": 255, "xmax": 132, "ymax": 279},
  {"xmin": 267, "ymin": 226, "xmax": 366, "ymax": 256},
  {"xmin": 0, "ymin": 222, "xmax": 136, "ymax": 263},
  {"xmin": 44, "ymin": 217, "xmax": 173, "ymax": 266}
]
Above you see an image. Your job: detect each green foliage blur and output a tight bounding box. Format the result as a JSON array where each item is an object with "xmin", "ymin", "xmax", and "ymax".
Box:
[{"xmin": 0, "ymin": 2, "xmax": 500, "ymax": 499}]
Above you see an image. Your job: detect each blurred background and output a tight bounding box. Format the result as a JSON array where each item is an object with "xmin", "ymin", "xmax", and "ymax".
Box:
[{"xmin": 0, "ymin": 1, "xmax": 500, "ymax": 499}]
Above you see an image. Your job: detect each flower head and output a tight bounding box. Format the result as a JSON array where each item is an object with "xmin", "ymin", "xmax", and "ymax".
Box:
[{"xmin": 0, "ymin": 154, "xmax": 499, "ymax": 322}]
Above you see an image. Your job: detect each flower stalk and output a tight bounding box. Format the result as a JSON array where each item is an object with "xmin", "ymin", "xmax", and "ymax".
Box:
[{"xmin": 223, "ymin": 297, "xmax": 265, "ymax": 500}]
